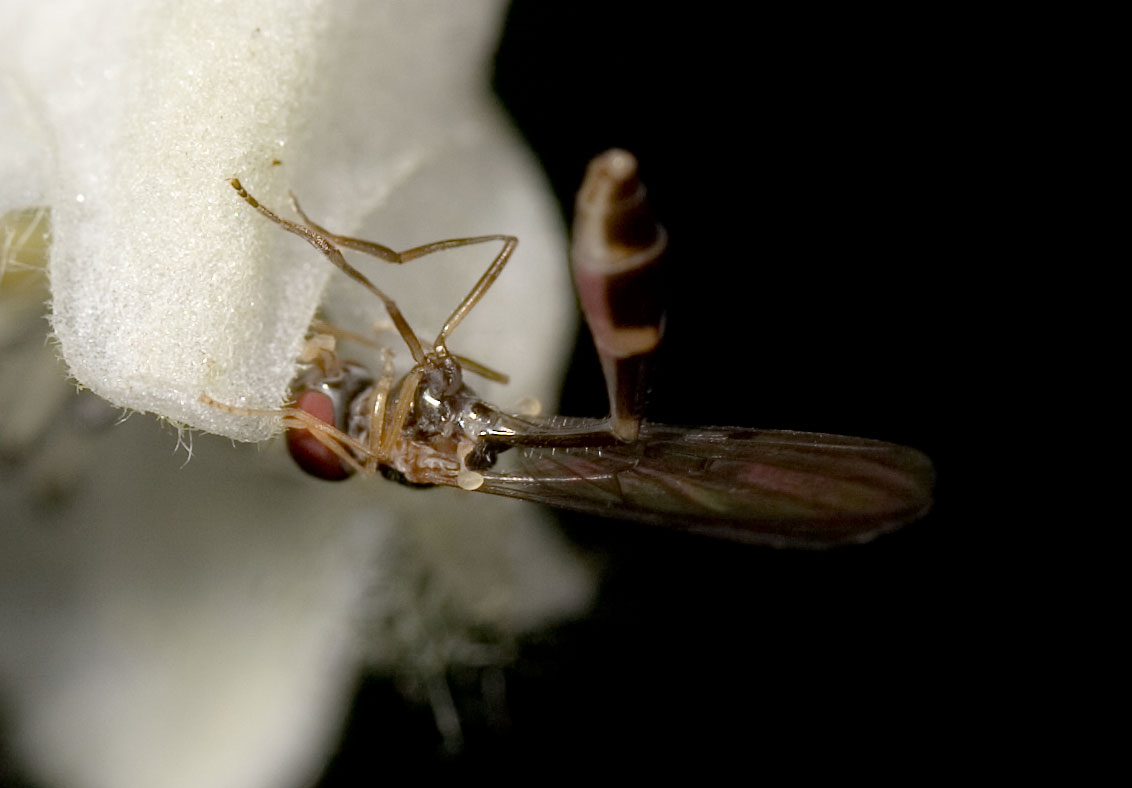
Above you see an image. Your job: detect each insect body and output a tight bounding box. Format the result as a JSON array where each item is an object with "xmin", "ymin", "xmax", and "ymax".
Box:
[{"xmin": 209, "ymin": 151, "xmax": 933, "ymax": 547}]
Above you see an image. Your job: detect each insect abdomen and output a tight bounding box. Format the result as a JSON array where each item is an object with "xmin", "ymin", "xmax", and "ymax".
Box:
[{"xmin": 571, "ymin": 149, "xmax": 667, "ymax": 442}]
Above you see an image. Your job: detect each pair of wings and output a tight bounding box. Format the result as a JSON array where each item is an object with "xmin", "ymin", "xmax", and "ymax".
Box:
[{"xmin": 468, "ymin": 420, "xmax": 934, "ymax": 548}]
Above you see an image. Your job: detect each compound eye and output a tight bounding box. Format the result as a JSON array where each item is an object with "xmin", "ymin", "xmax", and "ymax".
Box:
[{"xmin": 286, "ymin": 389, "xmax": 354, "ymax": 481}]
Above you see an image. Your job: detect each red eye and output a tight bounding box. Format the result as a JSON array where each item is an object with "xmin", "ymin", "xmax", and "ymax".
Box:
[{"xmin": 286, "ymin": 390, "xmax": 354, "ymax": 481}]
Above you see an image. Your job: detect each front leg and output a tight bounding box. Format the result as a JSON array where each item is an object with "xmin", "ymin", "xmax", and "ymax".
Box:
[{"xmin": 199, "ymin": 393, "xmax": 372, "ymax": 479}]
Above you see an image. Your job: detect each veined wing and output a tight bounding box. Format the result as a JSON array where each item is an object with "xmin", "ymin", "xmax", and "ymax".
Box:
[{"xmin": 476, "ymin": 421, "xmax": 934, "ymax": 548}]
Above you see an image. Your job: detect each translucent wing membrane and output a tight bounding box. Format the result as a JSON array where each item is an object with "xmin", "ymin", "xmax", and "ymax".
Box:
[{"xmin": 477, "ymin": 421, "xmax": 934, "ymax": 547}]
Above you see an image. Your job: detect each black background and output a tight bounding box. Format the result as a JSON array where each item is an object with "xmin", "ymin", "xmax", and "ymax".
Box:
[{"xmin": 317, "ymin": 2, "xmax": 975, "ymax": 781}]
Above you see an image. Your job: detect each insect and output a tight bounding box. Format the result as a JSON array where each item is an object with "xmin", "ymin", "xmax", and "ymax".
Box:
[{"xmin": 206, "ymin": 150, "xmax": 934, "ymax": 547}]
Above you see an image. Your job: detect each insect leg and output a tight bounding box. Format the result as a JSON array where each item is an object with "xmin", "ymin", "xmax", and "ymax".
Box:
[
  {"xmin": 379, "ymin": 368, "xmax": 423, "ymax": 460},
  {"xmin": 289, "ymin": 189, "xmax": 517, "ymax": 363},
  {"xmin": 309, "ymin": 317, "xmax": 507, "ymax": 384},
  {"xmin": 199, "ymin": 393, "xmax": 371, "ymax": 476},
  {"xmin": 229, "ymin": 178, "xmax": 427, "ymax": 365},
  {"xmin": 361, "ymin": 347, "xmax": 396, "ymax": 473},
  {"xmin": 293, "ymin": 188, "xmax": 517, "ymax": 270},
  {"xmin": 571, "ymin": 150, "xmax": 668, "ymax": 442},
  {"xmin": 431, "ymin": 235, "xmax": 517, "ymax": 351}
]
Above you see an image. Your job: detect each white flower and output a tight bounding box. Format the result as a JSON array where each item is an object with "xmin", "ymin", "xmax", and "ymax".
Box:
[{"xmin": 0, "ymin": 2, "xmax": 594, "ymax": 786}]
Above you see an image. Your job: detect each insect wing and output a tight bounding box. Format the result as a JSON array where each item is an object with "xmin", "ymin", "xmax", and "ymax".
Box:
[{"xmin": 476, "ymin": 423, "xmax": 934, "ymax": 547}]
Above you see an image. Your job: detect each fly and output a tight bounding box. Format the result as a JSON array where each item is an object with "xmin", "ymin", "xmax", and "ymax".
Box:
[{"xmin": 205, "ymin": 150, "xmax": 933, "ymax": 547}]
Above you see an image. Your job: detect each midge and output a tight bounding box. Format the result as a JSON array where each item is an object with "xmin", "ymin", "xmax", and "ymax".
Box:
[{"xmin": 205, "ymin": 150, "xmax": 933, "ymax": 547}]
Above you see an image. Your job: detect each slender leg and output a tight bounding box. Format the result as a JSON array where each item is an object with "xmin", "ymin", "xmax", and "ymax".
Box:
[
  {"xmin": 290, "ymin": 190, "xmax": 518, "ymax": 355},
  {"xmin": 310, "ymin": 318, "xmax": 393, "ymax": 351},
  {"xmin": 291, "ymin": 189, "xmax": 513, "ymax": 272},
  {"xmin": 363, "ymin": 348, "xmax": 397, "ymax": 473},
  {"xmin": 380, "ymin": 368, "xmax": 423, "ymax": 461},
  {"xmin": 229, "ymin": 178, "xmax": 427, "ymax": 364},
  {"xmin": 232, "ymin": 179, "xmax": 518, "ymax": 365},
  {"xmin": 310, "ymin": 317, "xmax": 507, "ymax": 384},
  {"xmin": 199, "ymin": 394, "xmax": 373, "ymax": 476},
  {"xmin": 432, "ymin": 236, "xmax": 517, "ymax": 350}
]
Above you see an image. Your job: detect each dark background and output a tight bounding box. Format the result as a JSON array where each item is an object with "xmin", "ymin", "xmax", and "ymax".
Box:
[{"xmin": 316, "ymin": 2, "xmax": 975, "ymax": 782}]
